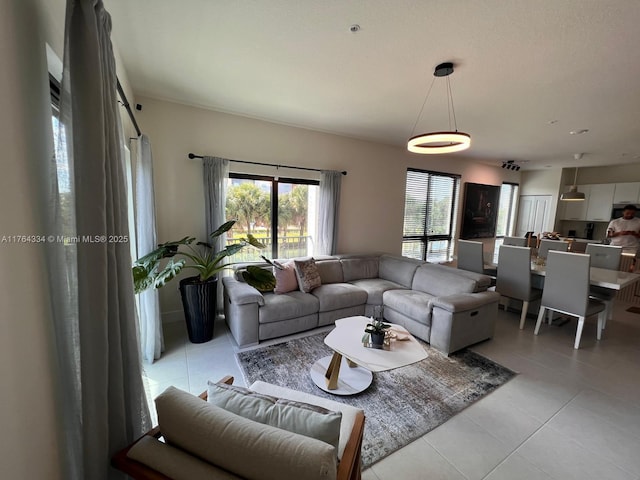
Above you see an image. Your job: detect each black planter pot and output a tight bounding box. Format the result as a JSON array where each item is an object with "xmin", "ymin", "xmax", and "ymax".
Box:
[
  {"xmin": 370, "ymin": 331, "xmax": 385, "ymax": 346},
  {"xmin": 179, "ymin": 276, "xmax": 217, "ymax": 343}
]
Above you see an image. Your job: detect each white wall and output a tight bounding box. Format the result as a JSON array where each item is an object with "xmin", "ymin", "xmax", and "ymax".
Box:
[
  {"xmin": 0, "ymin": 0, "xmax": 62, "ymax": 478},
  {"xmin": 134, "ymin": 97, "xmax": 520, "ymax": 318}
]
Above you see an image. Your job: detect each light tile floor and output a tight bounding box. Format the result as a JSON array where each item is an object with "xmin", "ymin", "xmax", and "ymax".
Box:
[{"xmin": 142, "ymin": 301, "xmax": 640, "ymax": 480}]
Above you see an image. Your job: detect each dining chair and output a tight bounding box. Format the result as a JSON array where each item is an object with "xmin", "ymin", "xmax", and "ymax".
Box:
[
  {"xmin": 457, "ymin": 240, "xmax": 497, "ymax": 277},
  {"xmin": 537, "ymin": 239, "xmax": 569, "ymax": 259},
  {"xmin": 534, "ymin": 251, "xmax": 606, "ymax": 349},
  {"xmin": 496, "ymin": 245, "xmax": 542, "ymax": 329},
  {"xmin": 503, "ymin": 236, "xmax": 528, "ymax": 247},
  {"xmin": 585, "ymin": 243, "xmax": 623, "ymax": 327}
]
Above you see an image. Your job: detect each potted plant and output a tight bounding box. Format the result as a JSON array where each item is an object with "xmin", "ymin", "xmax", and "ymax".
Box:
[
  {"xmin": 365, "ymin": 319, "xmax": 391, "ymax": 347},
  {"xmin": 132, "ymin": 220, "xmax": 275, "ymax": 343}
]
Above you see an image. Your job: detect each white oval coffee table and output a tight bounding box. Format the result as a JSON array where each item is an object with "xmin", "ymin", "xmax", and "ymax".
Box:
[{"xmin": 310, "ymin": 316, "xmax": 427, "ymax": 395}]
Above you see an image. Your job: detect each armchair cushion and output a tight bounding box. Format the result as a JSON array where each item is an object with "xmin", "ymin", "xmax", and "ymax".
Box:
[
  {"xmin": 207, "ymin": 381, "xmax": 342, "ymax": 451},
  {"xmin": 155, "ymin": 386, "xmax": 337, "ymax": 480},
  {"xmin": 127, "ymin": 435, "xmax": 239, "ymax": 480},
  {"xmin": 249, "ymin": 381, "xmax": 364, "ymax": 461}
]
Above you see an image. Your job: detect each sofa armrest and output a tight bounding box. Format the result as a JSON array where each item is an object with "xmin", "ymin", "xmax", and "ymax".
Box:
[
  {"xmin": 222, "ymin": 277, "xmax": 265, "ymax": 306},
  {"xmin": 430, "ymin": 291, "xmax": 501, "ymax": 313}
]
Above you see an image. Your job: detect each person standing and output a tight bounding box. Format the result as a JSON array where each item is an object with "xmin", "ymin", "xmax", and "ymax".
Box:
[{"xmin": 607, "ymin": 204, "xmax": 640, "ymax": 270}]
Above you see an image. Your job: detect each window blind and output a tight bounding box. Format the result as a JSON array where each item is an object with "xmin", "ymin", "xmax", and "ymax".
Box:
[{"xmin": 402, "ymin": 168, "xmax": 460, "ymax": 262}]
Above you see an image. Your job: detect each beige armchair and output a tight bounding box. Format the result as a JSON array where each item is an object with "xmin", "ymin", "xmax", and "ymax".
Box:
[{"xmin": 112, "ymin": 376, "xmax": 365, "ymax": 480}]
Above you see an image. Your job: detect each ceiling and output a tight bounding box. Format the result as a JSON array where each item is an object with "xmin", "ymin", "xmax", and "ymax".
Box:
[{"xmin": 105, "ymin": 0, "xmax": 640, "ymax": 170}]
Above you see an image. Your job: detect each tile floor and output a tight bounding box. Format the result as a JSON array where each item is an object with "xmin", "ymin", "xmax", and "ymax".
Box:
[{"xmin": 142, "ymin": 301, "xmax": 640, "ymax": 480}]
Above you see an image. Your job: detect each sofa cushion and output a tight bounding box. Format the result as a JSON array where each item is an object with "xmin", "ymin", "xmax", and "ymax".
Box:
[
  {"xmin": 378, "ymin": 254, "xmax": 424, "ymax": 288},
  {"xmin": 422, "ymin": 263, "xmax": 491, "ymax": 292},
  {"xmin": 207, "ymin": 381, "xmax": 341, "ymax": 451},
  {"xmin": 294, "ymin": 258, "xmax": 322, "ymax": 293},
  {"xmin": 273, "ymin": 260, "xmax": 298, "ymax": 294},
  {"xmin": 155, "ymin": 386, "xmax": 337, "ymax": 480},
  {"xmin": 412, "ymin": 264, "xmax": 477, "ymax": 297},
  {"xmin": 348, "ymin": 278, "xmax": 406, "ymax": 305},
  {"xmin": 383, "ymin": 289, "xmax": 434, "ymax": 324},
  {"xmin": 315, "ymin": 259, "xmax": 344, "ymax": 284},
  {"xmin": 340, "ymin": 257, "xmax": 379, "ymax": 282},
  {"xmin": 259, "ymin": 291, "xmax": 319, "ymax": 323},
  {"xmin": 311, "ymin": 283, "xmax": 368, "ymax": 312}
]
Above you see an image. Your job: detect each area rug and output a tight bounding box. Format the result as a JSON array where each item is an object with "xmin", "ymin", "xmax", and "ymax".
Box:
[{"xmin": 236, "ymin": 332, "xmax": 516, "ymax": 467}]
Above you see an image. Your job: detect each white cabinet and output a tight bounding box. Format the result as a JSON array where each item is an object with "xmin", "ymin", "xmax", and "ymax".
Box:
[
  {"xmin": 559, "ymin": 185, "xmax": 590, "ymax": 220},
  {"xmin": 613, "ymin": 182, "xmax": 640, "ymax": 204},
  {"xmin": 585, "ymin": 183, "xmax": 615, "ymax": 221}
]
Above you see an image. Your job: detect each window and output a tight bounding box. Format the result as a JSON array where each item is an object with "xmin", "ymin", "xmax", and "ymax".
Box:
[
  {"xmin": 225, "ymin": 174, "xmax": 319, "ymax": 261},
  {"xmin": 493, "ymin": 182, "xmax": 520, "ymax": 262},
  {"xmin": 402, "ymin": 168, "xmax": 460, "ymax": 262}
]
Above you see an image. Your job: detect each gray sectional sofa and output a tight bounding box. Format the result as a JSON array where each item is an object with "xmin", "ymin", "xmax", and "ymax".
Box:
[{"xmin": 222, "ymin": 253, "xmax": 500, "ymax": 355}]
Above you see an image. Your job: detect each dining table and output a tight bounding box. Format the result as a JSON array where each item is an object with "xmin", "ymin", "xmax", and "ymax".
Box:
[{"xmin": 529, "ymin": 264, "xmax": 640, "ymax": 291}]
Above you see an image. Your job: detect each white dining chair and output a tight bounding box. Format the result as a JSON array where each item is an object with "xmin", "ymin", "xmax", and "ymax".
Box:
[
  {"xmin": 457, "ymin": 240, "xmax": 497, "ymax": 278},
  {"xmin": 503, "ymin": 236, "xmax": 528, "ymax": 247},
  {"xmin": 534, "ymin": 251, "xmax": 606, "ymax": 349},
  {"xmin": 496, "ymin": 246, "xmax": 542, "ymax": 329},
  {"xmin": 585, "ymin": 243, "xmax": 623, "ymax": 327},
  {"xmin": 537, "ymin": 239, "xmax": 569, "ymax": 259}
]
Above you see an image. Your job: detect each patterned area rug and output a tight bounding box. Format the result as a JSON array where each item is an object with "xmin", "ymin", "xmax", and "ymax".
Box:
[{"xmin": 236, "ymin": 332, "xmax": 515, "ymax": 467}]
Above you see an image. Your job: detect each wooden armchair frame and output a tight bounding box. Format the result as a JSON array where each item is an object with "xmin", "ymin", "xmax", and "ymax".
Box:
[{"xmin": 111, "ymin": 376, "xmax": 365, "ymax": 480}]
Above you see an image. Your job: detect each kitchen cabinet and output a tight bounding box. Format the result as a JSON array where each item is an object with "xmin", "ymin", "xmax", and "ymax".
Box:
[
  {"xmin": 585, "ymin": 183, "xmax": 615, "ymax": 221},
  {"xmin": 559, "ymin": 185, "xmax": 590, "ymax": 220},
  {"xmin": 613, "ymin": 182, "xmax": 640, "ymax": 204}
]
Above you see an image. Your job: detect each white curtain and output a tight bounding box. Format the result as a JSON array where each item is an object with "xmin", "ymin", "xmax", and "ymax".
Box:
[
  {"xmin": 203, "ymin": 156, "xmax": 229, "ymax": 311},
  {"xmin": 317, "ymin": 170, "xmax": 342, "ymax": 255},
  {"xmin": 203, "ymin": 156, "xmax": 230, "ymax": 249},
  {"xmin": 136, "ymin": 134, "xmax": 163, "ymax": 363},
  {"xmin": 48, "ymin": 1, "xmax": 151, "ymax": 478}
]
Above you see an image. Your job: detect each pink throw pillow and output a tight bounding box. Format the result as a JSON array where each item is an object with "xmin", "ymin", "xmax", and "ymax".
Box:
[{"xmin": 273, "ymin": 261, "xmax": 299, "ymax": 294}]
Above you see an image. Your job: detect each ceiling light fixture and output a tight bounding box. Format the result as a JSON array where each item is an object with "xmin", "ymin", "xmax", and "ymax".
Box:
[
  {"xmin": 560, "ymin": 166, "xmax": 585, "ymax": 201},
  {"xmin": 407, "ymin": 62, "xmax": 471, "ymax": 155},
  {"xmin": 501, "ymin": 160, "xmax": 520, "ymax": 171}
]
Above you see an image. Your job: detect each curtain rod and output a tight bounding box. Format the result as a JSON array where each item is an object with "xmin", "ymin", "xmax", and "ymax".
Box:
[
  {"xmin": 116, "ymin": 79, "xmax": 142, "ymax": 137},
  {"xmin": 187, "ymin": 153, "xmax": 347, "ymax": 175}
]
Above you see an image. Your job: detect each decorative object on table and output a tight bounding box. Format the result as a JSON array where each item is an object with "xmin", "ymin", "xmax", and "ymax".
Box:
[
  {"xmin": 364, "ymin": 318, "xmax": 391, "ymax": 347},
  {"xmin": 540, "ymin": 232, "xmax": 561, "ymax": 240},
  {"xmin": 237, "ymin": 332, "xmax": 516, "ymax": 468},
  {"xmin": 132, "ymin": 220, "xmax": 274, "ymax": 343},
  {"xmin": 461, "ymin": 182, "xmax": 500, "ymax": 239}
]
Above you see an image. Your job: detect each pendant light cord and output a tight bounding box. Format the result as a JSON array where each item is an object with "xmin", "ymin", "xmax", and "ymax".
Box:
[
  {"xmin": 409, "ymin": 75, "xmax": 437, "ymax": 138},
  {"xmin": 447, "ymin": 75, "xmax": 459, "ymax": 133}
]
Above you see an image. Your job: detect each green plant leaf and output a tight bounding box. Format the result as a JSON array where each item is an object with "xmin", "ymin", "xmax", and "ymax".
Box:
[
  {"xmin": 221, "ymin": 243, "xmax": 245, "ymax": 257},
  {"xmin": 154, "ymin": 259, "xmax": 186, "ymax": 288},
  {"xmin": 209, "ymin": 220, "xmax": 236, "ymax": 239},
  {"xmin": 242, "ymin": 265, "xmax": 276, "ymax": 292},
  {"xmin": 246, "ymin": 233, "xmax": 266, "ymax": 249}
]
